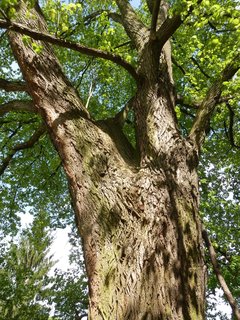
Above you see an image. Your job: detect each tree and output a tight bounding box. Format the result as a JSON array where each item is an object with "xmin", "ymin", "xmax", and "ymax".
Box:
[
  {"xmin": 0, "ymin": 211, "xmax": 54, "ymax": 320},
  {"xmin": 0, "ymin": 0, "xmax": 239, "ymax": 318},
  {"xmin": 50, "ymin": 229, "xmax": 88, "ymax": 320}
]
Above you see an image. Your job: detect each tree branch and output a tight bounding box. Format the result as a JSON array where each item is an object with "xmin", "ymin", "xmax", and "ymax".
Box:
[
  {"xmin": 146, "ymin": 0, "xmax": 154, "ymax": 13},
  {"xmin": 156, "ymin": 14, "xmax": 183, "ymax": 48},
  {"xmin": 65, "ymin": 10, "xmax": 122, "ymax": 38},
  {"xmin": 202, "ymin": 229, "xmax": 240, "ymax": 320},
  {"xmin": 176, "ymin": 95, "xmax": 200, "ymax": 109},
  {"xmin": 156, "ymin": 1, "xmax": 202, "ymax": 49},
  {"xmin": 0, "ymin": 19, "xmax": 138, "ymax": 81},
  {"xmin": 172, "ymin": 37, "xmax": 211, "ymax": 79},
  {"xmin": 83, "ymin": 10, "xmax": 105, "ymax": 25},
  {"xmin": 108, "ymin": 12, "xmax": 123, "ymax": 25},
  {"xmin": 0, "ymin": 124, "xmax": 46, "ymax": 176},
  {"xmin": 225, "ymin": 102, "xmax": 240, "ymax": 149},
  {"xmin": 189, "ymin": 54, "xmax": 240, "ymax": 148},
  {"xmin": 150, "ymin": 0, "xmax": 161, "ymax": 37},
  {"xmin": 114, "ymin": 97, "xmax": 134, "ymax": 127},
  {"xmin": 0, "ymin": 77, "xmax": 28, "ymax": 92},
  {"xmin": 0, "ymin": 100, "xmax": 37, "ymax": 116},
  {"xmin": 115, "ymin": 0, "xmax": 149, "ymax": 51},
  {"xmin": 172, "ymin": 56, "xmax": 186, "ymax": 74},
  {"xmin": 114, "ymin": 40, "xmax": 132, "ymax": 50},
  {"xmin": 83, "ymin": 10, "xmax": 123, "ymax": 26},
  {"xmin": 191, "ymin": 56, "xmax": 211, "ymax": 79}
]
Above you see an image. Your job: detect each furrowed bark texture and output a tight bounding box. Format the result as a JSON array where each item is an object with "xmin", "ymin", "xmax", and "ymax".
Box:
[{"xmin": 8, "ymin": 2, "xmax": 206, "ymax": 319}]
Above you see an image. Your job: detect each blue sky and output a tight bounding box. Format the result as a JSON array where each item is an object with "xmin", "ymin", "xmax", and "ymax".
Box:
[{"xmin": 130, "ymin": 0, "xmax": 141, "ymax": 8}]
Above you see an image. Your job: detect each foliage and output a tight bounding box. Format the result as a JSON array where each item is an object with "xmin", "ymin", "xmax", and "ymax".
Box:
[
  {"xmin": 50, "ymin": 230, "xmax": 88, "ymax": 320},
  {"xmin": 0, "ymin": 211, "xmax": 88, "ymax": 320},
  {"xmin": 0, "ymin": 211, "xmax": 54, "ymax": 320}
]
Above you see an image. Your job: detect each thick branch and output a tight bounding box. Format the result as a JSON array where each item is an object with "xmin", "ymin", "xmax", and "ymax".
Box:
[
  {"xmin": 0, "ymin": 19, "xmax": 138, "ymax": 81},
  {"xmin": 189, "ymin": 55, "xmax": 240, "ymax": 148},
  {"xmin": 115, "ymin": 0, "xmax": 149, "ymax": 51},
  {"xmin": 0, "ymin": 77, "xmax": 28, "ymax": 92},
  {"xmin": 0, "ymin": 100, "xmax": 37, "ymax": 116},
  {"xmin": 150, "ymin": 0, "xmax": 161, "ymax": 36},
  {"xmin": 0, "ymin": 124, "xmax": 46, "ymax": 175},
  {"xmin": 156, "ymin": 14, "xmax": 184, "ymax": 48},
  {"xmin": 202, "ymin": 230, "xmax": 240, "ymax": 320},
  {"xmin": 156, "ymin": 1, "xmax": 202, "ymax": 48},
  {"xmin": 146, "ymin": 0, "xmax": 154, "ymax": 13}
]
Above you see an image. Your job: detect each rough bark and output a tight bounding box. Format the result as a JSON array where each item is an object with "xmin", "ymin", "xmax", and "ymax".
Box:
[{"xmin": 7, "ymin": 2, "xmax": 207, "ymax": 319}]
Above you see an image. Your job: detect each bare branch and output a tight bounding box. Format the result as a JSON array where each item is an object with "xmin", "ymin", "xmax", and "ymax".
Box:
[
  {"xmin": 0, "ymin": 78, "xmax": 28, "ymax": 92},
  {"xmin": 202, "ymin": 229, "xmax": 240, "ymax": 320},
  {"xmin": 189, "ymin": 54, "xmax": 240, "ymax": 148},
  {"xmin": 0, "ymin": 100, "xmax": 37, "ymax": 116},
  {"xmin": 0, "ymin": 19, "xmax": 138, "ymax": 81},
  {"xmin": 0, "ymin": 124, "xmax": 46, "ymax": 176},
  {"xmin": 115, "ymin": 0, "xmax": 149, "ymax": 51}
]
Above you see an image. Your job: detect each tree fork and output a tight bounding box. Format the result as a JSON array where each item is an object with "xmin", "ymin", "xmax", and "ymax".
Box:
[{"xmin": 7, "ymin": 1, "xmax": 207, "ymax": 319}]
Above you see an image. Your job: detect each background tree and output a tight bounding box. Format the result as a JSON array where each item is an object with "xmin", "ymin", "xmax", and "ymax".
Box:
[
  {"xmin": 50, "ymin": 229, "xmax": 88, "ymax": 320},
  {"xmin": 0, "ymin": 211, "xmax": 54, "ymax": 320},
  {"xmin": 0, "ymin": 0, "xmax": 239, "ymax": 319}
]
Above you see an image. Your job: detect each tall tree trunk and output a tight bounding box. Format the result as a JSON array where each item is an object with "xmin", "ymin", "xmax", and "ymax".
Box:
[{"xmin": 8, "ymin": 2, "xmax": 206, "ymax": 319}]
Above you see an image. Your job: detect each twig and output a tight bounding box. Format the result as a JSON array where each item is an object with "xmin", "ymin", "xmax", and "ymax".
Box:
[
  {"xmin": 202, "ymin": 229, "xmax": 240, "ymax": 320},
  {"xmin": 0, "ymin": 124, "xmax": 46, "ymax": 175},
  {"xmin": 191, "ymin": 56, "xmax": 211, "ymax": 79},
  {"xmin": 226, "ymin": 102, "xmax": 240, "ymax": 149}
]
